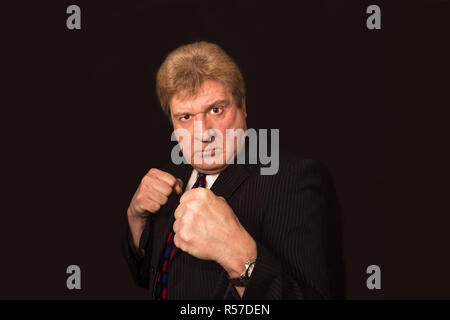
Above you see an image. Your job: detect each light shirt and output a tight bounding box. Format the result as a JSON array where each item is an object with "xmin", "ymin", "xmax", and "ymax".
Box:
[{"xmin": 185, "ymin": 169, "xmax": 220, "ymax": 191}]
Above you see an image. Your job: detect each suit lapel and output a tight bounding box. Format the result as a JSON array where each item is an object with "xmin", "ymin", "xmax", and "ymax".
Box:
[{"xmin": 210, "ymin": 164, "xmax": 251, "ymax": 199}]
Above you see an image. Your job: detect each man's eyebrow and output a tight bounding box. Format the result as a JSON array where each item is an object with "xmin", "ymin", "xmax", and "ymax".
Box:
[
  {"xmin": 208, "ymin": 99, "xmax": 230, "ymax": 108},
  {"xmin": 173, "ymin": 111, "xmax": 190, "ymax": 118}
]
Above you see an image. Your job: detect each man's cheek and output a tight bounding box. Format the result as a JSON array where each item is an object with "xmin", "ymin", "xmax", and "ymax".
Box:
[{"xmin": 178, "ymin": 136, "xmax": 195, "ymax": 163}]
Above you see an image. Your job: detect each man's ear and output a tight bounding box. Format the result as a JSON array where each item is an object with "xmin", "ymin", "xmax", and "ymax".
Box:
[{"xmin": 241, "ymin": 97, "xmax": 247, "ymax": 118}]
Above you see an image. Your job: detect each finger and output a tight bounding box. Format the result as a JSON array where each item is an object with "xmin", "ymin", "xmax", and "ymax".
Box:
[
  {"xmin": 150, "ymin": 180, "xmax": 173, "ymax": 197},
  {"xmin": 180, "ymin": 187, "xmax": 210, "ymax": 204},
  {"xmin": 140, "ymin": 198, "xmax": 161, "ymax": 214},
  {"xmin": 174, "ymin": 203, "xmax": 185, "ymax": 220},
  {"xmin": 146, "ymin": 188, "xmax": 168, "ymax": 206},
  {"xmin": 179, "ymin": 188, "xmax": 195, "ymax": 203},
  {"xmin": 174, "ymin": 178, "xmax": 184, "ymax": 195},
  {"xmin": 152, "ymin": 168, "xmax": 177, "ymax": 187},
  {"xmin": 173, "ymin": 233, "xmax": 182, "ymax": 249},
  {"xmin": 173, "ymin": 219, "xmax": 180, "ymax": 233}
]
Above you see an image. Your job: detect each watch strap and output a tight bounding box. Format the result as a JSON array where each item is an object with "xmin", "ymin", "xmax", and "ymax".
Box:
[
  {"xmin": 229, "ymin": 276, "xmax": 249, "ymax": 287},
  {"xmin": 228, "ymin": 259, "xmax": 256, "ymax": 287}
]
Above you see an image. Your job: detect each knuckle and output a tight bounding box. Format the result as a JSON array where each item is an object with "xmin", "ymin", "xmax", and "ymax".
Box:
[
  {"xmin": 189, "ymin": 207, "xmax": 198, "ymax": 219},
  {"xmin": 132, "ymin": 203, "xmax": 143, "ymax": 215},
  {"xmin": 141, "ymin": 176, "xmax": 153, "ymax": 187},
  {"xmin": 140, "ymin": 176, "xmax": 147, "ymax": 185},
  {"xmin": 184, "ymin": 203, "xmax": 196, "ymax": 213},
  {"xmin": 197, "ymin": 188, "xmax": 209, "ymax": 197},
  {"xmin": 179, "ymin": 193, "xmax": 188, "ymax": 203},
  {"xmin": 178, "ymin": 229, "xmax": 188, "ymax": 241},
  {"xmin": 173, "ymin": 234, "xmax": 179, "ymax": 247},
  {"xmin": 167, "ymin": 174, "xmax": 176, "ymax": 185},
  {"xmin": 181, "ymin": 210, "xmax": 192, "ymax": 223},
  {"xmin": 185, "ymin": 228, "xmax": 194, "ymax": 241},
  {"xmin": 160, "ymin": 195, "xmax": 168, "ymax": 205},
  {"xmin": 174, "ymin": 205, "xmax": 183, "ymax": 218},
  {"xmin": 188, "ymin": 199, "xmax": 202, "ymax": 210},
  {"xmin": 151, "ymin": 202, "xmax": 161, "ymax": 213},
  {"xmin": 174, "ymin": 233, "xmax": 184, "ymax": 249},
  {"xmin": 134, "ymin": 193, "xmax": 144, "ymax": 204},
  {"xmin": 174, "ymin": 235, "xmax": 183, "ymax": 250},
  {"xmin": 161, "ymin": 184, "xmax": 172, "ymax": 196}
]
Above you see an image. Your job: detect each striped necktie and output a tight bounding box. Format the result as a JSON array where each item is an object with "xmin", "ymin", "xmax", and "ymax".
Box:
[{"xmin": 154, "ymin": 172, "xmax": 206, "ymax": 300}]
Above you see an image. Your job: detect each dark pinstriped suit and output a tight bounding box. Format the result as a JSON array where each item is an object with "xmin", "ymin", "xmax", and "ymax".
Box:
[{"xmin": 122, "ymin": 152, "xmax": 345, "ymax": 299}]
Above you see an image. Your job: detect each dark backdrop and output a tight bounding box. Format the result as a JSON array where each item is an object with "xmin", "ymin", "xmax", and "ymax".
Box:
[{"xmin": 1, "ymin": 0, "xmax": 449, "ymax": 299}]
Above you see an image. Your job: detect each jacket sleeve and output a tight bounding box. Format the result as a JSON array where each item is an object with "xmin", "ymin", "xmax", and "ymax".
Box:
[
  {"xmin": 121, "ymin": 216, "xmax": 153, "ymax": 289},
  {"xmin": 226, "ymin": 159, "xmax": 343, "ymax": 299}
]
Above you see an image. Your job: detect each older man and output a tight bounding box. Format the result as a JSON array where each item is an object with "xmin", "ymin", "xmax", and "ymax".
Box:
[{"xmin": 123, "ymin": 41, "xmax": 344, "ymax": 299}]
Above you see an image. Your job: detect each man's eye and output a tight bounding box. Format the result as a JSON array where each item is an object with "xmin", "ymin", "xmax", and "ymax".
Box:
[
  {"xmin": 180, "ymin": 115, "xmax": 191, "ymax": 121},
  {"xmin": 210, "ymin": 107, "xmax": 223, "ymax": 115}
]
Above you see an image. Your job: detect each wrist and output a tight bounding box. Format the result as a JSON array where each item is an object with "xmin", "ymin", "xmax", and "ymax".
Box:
[
  {"xmin": 127, "ymin": 208, "xmax": 147, "ymax": 251},
  {"xmin": 127, "ymin": 208, "xmax": 147, "ymax": 229},
  {"xmin": 221, "ymin": 231, "xmax": 257, "ymax": 279},
  {"xmin": 127, "ymin": 206, "xmax": 146, "ymax": 220}
]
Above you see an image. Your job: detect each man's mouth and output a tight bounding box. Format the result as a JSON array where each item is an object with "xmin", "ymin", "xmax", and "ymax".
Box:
[{"xmin": 194, "ymin": 147, "xmax": 222, "ymax": 157}]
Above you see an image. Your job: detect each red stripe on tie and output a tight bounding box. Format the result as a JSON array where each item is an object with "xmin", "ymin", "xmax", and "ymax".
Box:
[
  {"xmin": 167, "ymin": 231, "xmax": 173, "ymax": 243},
  {"xmin": 157, "ymin": 272, "xmax": 161, "ymax": 283},
  {"xmin": 162, "ymin": 287, "xmax": 167, "ymax": 299},
  {"xmin": 170, "ymin": 248, "xmax": 176, "ymax": 260},
  {"xmin": 162, "ymin": 260, "xmax": 168, "ymax": 272}
]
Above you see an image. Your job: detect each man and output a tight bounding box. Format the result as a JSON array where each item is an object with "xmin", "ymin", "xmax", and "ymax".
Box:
[{"xmin": 123, "ymin": 41, "xmax": 344, "ymax": 299}]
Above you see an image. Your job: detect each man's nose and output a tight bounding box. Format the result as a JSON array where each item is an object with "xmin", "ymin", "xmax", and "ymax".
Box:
[{"xmin": 193, "ymin": 114, "xmax": 214, "ymax": 142}]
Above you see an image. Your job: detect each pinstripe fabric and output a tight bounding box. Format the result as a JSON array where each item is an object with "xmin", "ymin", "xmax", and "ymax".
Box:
[{"xmin": 122, "ymin": 152, "xmax": 345, "ymax": 299}]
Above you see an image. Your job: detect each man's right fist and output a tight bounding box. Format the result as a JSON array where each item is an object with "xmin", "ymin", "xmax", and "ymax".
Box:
[{"xmin": 128, "ymin": 168, "xmax": 183, "ymax": 219}]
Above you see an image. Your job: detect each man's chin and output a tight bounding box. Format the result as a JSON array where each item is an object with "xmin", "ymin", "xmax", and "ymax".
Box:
[{"xmin": 191, "ymin": 162, "xmax": 229, "ymax": 175}]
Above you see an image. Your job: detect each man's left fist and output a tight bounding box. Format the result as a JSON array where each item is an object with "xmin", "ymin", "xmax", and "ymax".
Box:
[{"xmin": 173, "ymin": 188, "xmax": 256, "ymax": 278}]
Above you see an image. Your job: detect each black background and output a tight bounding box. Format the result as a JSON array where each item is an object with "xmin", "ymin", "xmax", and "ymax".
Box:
[{"xmin": 1, "ymin": 0, "xmax": 449, "ymax": 299}]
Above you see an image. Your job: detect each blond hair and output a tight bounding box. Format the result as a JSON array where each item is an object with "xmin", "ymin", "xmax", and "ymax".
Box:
[{"xmin": 156, "ymin": 41, "xmax": 246, "ymax": 118}]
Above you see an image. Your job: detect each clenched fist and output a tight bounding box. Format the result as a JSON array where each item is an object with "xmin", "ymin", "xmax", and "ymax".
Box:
[
  {"xmin": 128, "ymin": 168, "xmax": 184, "ymax": 218},
  {"xmin": 173, "ymin": 188, "xmax": 257, "ymax": 279},
  {"xmin": 127, "ymin": 168, "xmax": 183, "ymax": 250}
]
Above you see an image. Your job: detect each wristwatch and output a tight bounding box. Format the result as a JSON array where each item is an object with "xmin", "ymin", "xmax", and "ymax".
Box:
[{"xmin": 229, "ymin": 258, "xmax": 256, "ymax": 287}]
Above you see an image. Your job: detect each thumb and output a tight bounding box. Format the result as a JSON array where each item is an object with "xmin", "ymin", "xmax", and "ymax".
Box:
[{"xmin": 174, "ymin": 178, "xmax": 184, "ymax": 195}]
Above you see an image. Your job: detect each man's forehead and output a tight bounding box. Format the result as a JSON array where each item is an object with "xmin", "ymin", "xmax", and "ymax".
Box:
[{"xmin": 171, "ymin": 81, "xmax": 231, "ymax": 113}]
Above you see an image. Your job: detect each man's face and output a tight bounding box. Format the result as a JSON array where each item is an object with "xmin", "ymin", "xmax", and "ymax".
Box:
[{"xmin": 170, "ymin": 80, "xmax": 247, "ymax": 174}]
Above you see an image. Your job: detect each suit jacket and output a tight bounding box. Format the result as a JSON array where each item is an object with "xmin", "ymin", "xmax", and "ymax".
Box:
[{"xmin": 122, "ymin": 152, "xmax": 345, "ymax": 299}]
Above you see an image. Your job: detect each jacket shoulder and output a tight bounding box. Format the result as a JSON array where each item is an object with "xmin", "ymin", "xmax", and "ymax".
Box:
[{"xmin": 257, "ymin": 151, "xmax": 333, "ymax": 189}]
